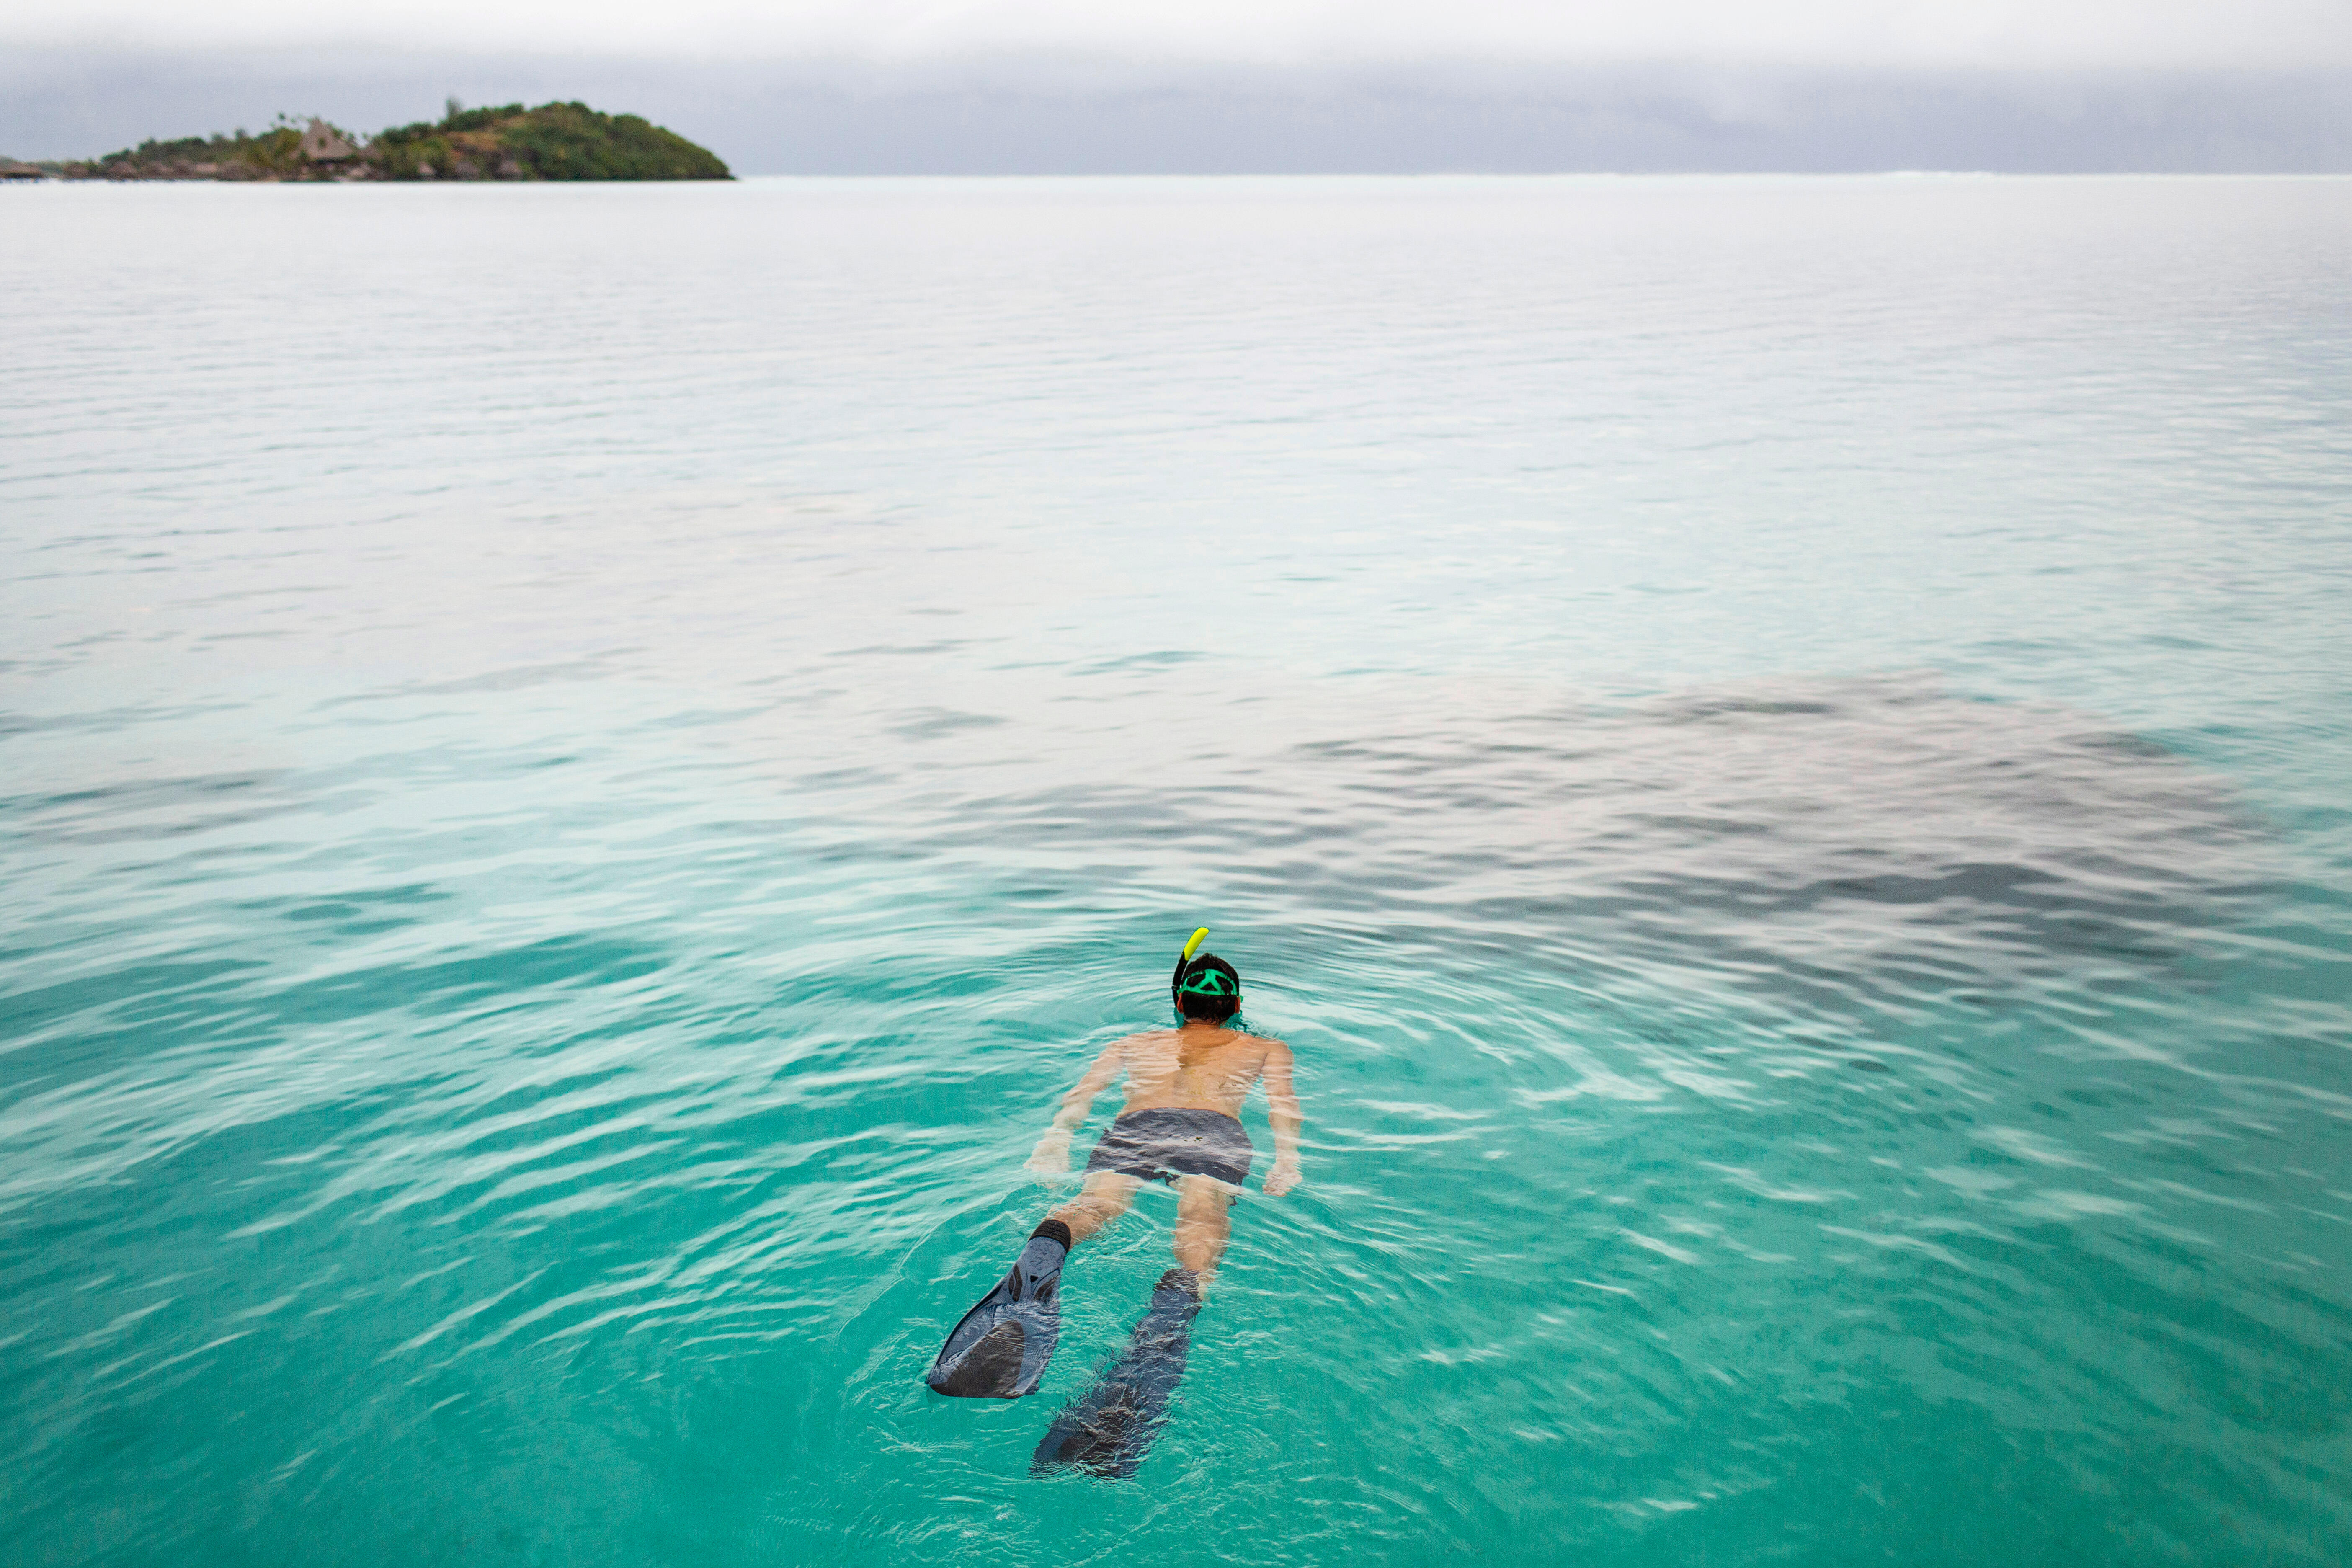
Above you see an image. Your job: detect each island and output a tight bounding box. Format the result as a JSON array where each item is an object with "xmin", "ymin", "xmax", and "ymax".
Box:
[{"xmin": 15, "ymin": 101, "xmax": 730, "ymax": 182}]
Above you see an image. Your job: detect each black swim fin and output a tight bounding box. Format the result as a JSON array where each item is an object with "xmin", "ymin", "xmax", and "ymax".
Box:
[
  {"xmin": 1032, "ymin": 1268, "xmax": 1203, "ymax": 1479},
  {"xmin": 926, "ymin": 1222, "xmax": 1069, "ymax": 1399}
]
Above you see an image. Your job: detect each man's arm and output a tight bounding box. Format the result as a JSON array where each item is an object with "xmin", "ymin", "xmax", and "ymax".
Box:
[
  {"xmin": 1025, "ymin": 1037, "xmax": 1127, "ymax": 1176},
  {"xmin": 1262, "ymin": 1039, "xmax": 1303, "ymax": 1196}
]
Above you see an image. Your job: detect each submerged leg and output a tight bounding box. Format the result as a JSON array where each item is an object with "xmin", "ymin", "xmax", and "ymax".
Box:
[
  {"xmin": 1032, "ymin": 1267, "xmax": 1204, "ymax": 1480},
  {"xmin": 1050, "ymin": 1171, "xmax": 1141, "ymax": 1243},
  {"xmin": 1172, "ymin": 1174, "xmax": 1235, "ymax": 1279}
]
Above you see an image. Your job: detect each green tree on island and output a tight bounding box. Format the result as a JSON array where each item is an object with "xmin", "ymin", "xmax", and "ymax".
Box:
[{"xmin": 373, "ymin": 102, "xmax": 730, "ymax": 181}]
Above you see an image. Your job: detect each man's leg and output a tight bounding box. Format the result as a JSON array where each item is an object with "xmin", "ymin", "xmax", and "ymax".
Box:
[
  {"xmin": 1172, "ymin": 1175, "xmax": 1234, "ymax": 1277},
  {"xmin": 1035, "ymin": 1175, "xmax": 1224, "ymax": 1474},
  {"xmin": 1051, "ymin": 1171, "xmax": 1140, "ymax": 1243}
]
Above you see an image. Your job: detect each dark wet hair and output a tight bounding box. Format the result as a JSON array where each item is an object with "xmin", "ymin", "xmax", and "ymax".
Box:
[{"xmin": 1174, "ymin": 954, "xmax": 1242, "ymax": 1023}]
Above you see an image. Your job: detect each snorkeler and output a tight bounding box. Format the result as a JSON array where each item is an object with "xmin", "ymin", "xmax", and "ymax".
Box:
[{"xmin": 926, "ymin": 931, "xmax": 1302, "ymax": 1472}]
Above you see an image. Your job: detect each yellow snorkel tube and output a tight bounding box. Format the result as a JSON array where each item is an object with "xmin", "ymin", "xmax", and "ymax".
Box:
[{"xmin": 1171, "ymin": 927, "xmax": 1209, "ymax": 1014}]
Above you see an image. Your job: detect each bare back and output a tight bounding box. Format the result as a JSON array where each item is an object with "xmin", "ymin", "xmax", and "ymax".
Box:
[
  {"xmin": 1036, "ymin": 1016, "xmax": 1303, "ymax": 1194},
  {"xmin": 1113, "ymin": 1026, "xmax": 1283, "ymax": 1119}
]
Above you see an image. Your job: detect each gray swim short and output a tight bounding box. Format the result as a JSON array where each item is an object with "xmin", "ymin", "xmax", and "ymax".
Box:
[{"xmin": 1084, "ymin": 1108, "xmax": 1254, "ymax": 1187}]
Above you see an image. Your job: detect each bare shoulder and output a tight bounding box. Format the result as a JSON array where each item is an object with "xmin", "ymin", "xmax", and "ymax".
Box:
[
  {"xmin": 1099, "ymin": 1029, "xmax": 1157, "ymax": 1061},
  {"xmin": 1246, "ymin": 1033, "xmax": 1292, "ymax": 1062},
  {"xmin": 1107, "ymin": 1027, "xmax": 1178, "ymax": 1058}
]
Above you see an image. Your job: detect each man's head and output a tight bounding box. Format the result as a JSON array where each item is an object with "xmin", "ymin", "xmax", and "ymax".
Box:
[{"xmin": 1174, "ymin": 954, "xmax": 1243, "ymax": 1023}]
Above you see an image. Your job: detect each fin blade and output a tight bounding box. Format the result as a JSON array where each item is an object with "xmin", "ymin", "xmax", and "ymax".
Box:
[
  {"xmin": 929, "ymin": 1320, "xmax": 1027, "ymax": 1399},
  {"xmin": 927, "ymin": 1245, "xmax": 1065, "ymax": 1399},
  {"xmin": 1032, "ymin": 1272, "xmax": 1200, "ymax": 1478}
]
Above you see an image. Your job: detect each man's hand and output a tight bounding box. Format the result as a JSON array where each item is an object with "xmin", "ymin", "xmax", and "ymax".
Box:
[
  {"xmin": 1264, "ymin": 1158, "xmax": 1301, "ymax": 1197},
  {"xmin": 1026, "ymin": 1127, "xmax": 1074, "ymax": 1180}
]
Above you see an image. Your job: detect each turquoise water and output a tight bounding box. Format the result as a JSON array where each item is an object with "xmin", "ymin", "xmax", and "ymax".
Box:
[{"xmin": 5, "ymin": 175, "xmax": 2351, "ymax": 1565}]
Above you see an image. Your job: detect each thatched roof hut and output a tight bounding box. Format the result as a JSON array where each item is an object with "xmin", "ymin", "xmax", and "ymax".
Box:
[{"xmin": 299, "ymin": 120, "xmax": 357, "ymax": 162}]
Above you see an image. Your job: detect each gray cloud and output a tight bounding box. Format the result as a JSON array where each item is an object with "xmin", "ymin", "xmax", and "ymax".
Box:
[{"xmin": 13, "ymin": 0, "xmax": 2352, "ymax": 71}]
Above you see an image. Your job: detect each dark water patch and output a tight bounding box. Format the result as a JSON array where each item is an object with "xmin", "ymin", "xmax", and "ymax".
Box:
[
  {"xmin": 319, "ymin": 657, "xmax": 631, "ymax": 706},
  {"xmin": 1073, "ymin": 650, "xmax": 1210, "ymax": 676},
  {"xmin": 904, "ymin": 683, "xmax": 2278, "ymax": 1075},
  {"xmin": 235, "ymin": 882, "xmax": 455, "ymax": 939},
  {"xmin": 0, "ymin": 701, "xmax": 251, "ymax": 739},
  {"xmin": 888, "ymin": 708, "xmax": 1006, "ymax": 740},
  {"xmin": 0, "ymin": 958, "xmax": 270, "ymax": 1052},
  {"xmin": 275, "ymin": 936, "xmax": 673, "ymax": 1026},
  {"xmin": 0, "ymin": 769, "xmax": 304, "ymax": 847},
  {"xmin": 839, "ymin": 641, "xmax": 981, "ymax": 658}
]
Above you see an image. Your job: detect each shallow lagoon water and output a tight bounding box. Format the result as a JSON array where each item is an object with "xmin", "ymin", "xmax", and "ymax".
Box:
[{"xmin": 4, "ymin": 175, "xmax": 2351, "ymax": 1565}]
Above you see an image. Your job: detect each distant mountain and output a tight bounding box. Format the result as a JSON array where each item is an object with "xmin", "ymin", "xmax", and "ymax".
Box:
[{"xmin": 60, "ymin": 101, "xmax": 730, "ymax": 181}]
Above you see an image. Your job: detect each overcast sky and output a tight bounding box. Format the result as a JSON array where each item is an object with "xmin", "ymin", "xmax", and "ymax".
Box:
[
  {"xmin": 19, "ymin": 0, "xmax": 2352, "ymax": 72},
  {"xmin": 8, "ymin": 2, "xmax": 2349, "ymax": 169}
]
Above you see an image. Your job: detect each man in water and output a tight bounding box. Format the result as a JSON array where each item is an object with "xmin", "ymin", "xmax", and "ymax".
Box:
[{"xmin": 925, "ymin": 947, "xmax": 1302, "ymax": 1413}]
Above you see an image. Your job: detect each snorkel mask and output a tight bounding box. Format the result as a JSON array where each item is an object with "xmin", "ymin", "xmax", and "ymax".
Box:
[{"xmin": 1170, "ymin": 927, "xmax": 1242, "ymax": 1021}]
